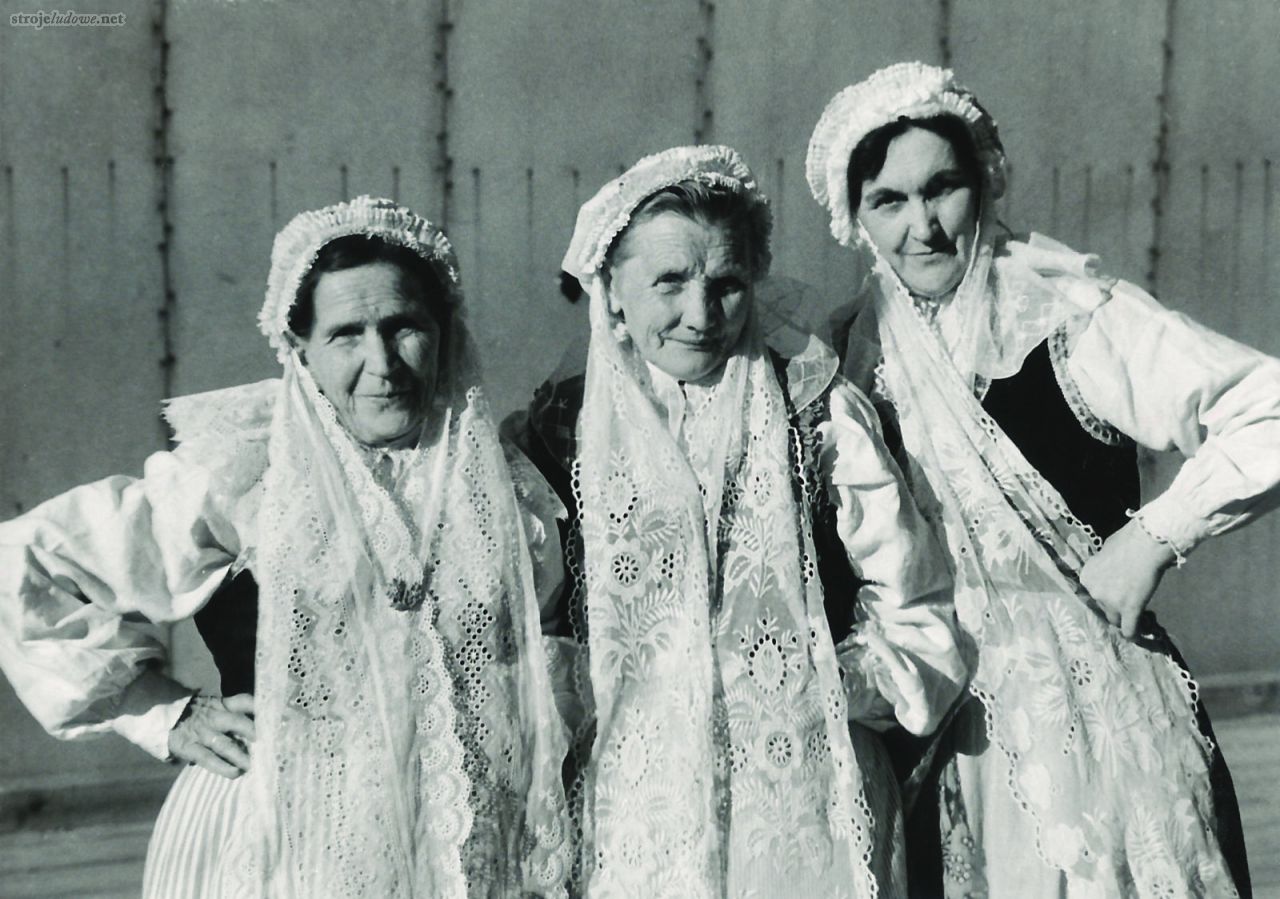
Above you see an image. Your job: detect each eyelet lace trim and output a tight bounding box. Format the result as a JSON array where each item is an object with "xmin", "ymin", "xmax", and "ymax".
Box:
[
  {"xmin": 230, "ymin": 368, "xmax": 570, "ymax": 897},
  {"xmin": 1048, "ymin": 323, "xmax": 1127, "ymax": 446},
  {"xmin": 565, "ymin": 307, "xmax": 885, "ymax": 894},
  {"xmin": 865, "ymin": 266, "xmax": 1238, "ymax": 895},
  {"xmin": 1126, "ymin": 507, "xmax": 1189, "ymax": 568}
]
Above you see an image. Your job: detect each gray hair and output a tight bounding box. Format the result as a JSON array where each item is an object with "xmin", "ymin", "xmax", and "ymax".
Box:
[{"xmin": 601, "ymin": 180, "xmax": 771, "ymax": 283}]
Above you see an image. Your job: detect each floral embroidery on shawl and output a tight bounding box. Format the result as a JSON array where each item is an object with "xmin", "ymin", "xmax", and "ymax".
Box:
[
  {"xmin": 217, "ymin": 197, "xmax": 570, "ymax": 898},
  {"xmin": 808, "ymin": 63, "xmax": 1240, "ymax": 896}
]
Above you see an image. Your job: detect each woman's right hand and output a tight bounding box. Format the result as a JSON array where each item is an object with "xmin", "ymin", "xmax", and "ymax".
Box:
[
  {"xmin": 168, "ymin": 693, "xmax": 255, "ymax": 779},
  {"xmin": 1080, "ymin": 519, "xmax": 1175, "ymax": 639}
]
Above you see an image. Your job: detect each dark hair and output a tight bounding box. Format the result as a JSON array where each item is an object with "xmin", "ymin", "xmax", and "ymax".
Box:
[
  {"xmin": 288, "ymin": 234, "xmax": 448, "ymax": 338},
  {"xmin": 845, "ymin": 114, "xmax": 983, "ymax": 212},
  {"xmin": 558, "ymin": 270, "xmax": 584, "ymax": 304},
  {"xmin": 601, "ymin": 180, "xmax": 770, "ymax": 283}
]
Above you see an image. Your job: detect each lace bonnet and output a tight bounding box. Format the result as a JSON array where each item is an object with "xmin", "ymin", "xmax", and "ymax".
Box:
[
  {"xmin": 561, "ymin": 144, "xmax": 773, "ymax": 282},
  {"xmin": 806, "ymin": 61, "xmax": 1008, "ymax": 247},
  {"xmin": 260, "ymin": 195, "xmax": 464, "ymax": 362}
]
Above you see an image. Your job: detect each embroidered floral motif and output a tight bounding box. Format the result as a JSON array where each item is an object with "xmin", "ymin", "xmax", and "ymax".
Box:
[
  {"xmin": 868, "ymin": 269, "xmax": 1237, "ymax": 896},
  {"xmin": 225, "ymin": 195, "xmax": 570, "ymax": 897},
  {"xmin": 560, "ymin": 147, "xmax": 904, "ymax": 898}
]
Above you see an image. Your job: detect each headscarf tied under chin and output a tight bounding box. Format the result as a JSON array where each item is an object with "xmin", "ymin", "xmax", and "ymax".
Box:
[
  {"xmin": 564, "ymin": 146, "xmax": 884, "ymax": 898},
  {"xmin": 809, "ymin": 65, "xmax": 1238, "ymax": 895},
  {"xmin": 220, "ymin": 196, "xmax": 571, "ymax": 897}
]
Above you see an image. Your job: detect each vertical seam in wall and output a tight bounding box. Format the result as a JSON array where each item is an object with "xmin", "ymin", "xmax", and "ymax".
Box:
[
  {"xmin": 1, "ymin": 164, "xmax": 12, "ymax": 514},
  {"xmin": 1264, "ymin": 158, "xmax": 1273, "ymax": 300},
  {"xmin": 269, "ymin": 159, "xmax": 278, "ymax": 228},
  {"xmin": 1122, "ymin": 163, "xmax": 1135, "ymax": 266},
  {"xmin": 59, "ymin": 166, "xmax": 70, "ymax": 342},
  {"xmin": 150, "ymin": 0, "xmax": 175, "ymax": 659},
  {"xmin": 435, "ymin": 0, "xmax": 454, "ymax": 228},
  {"xmin": 1050, "ymin": 165, "xmax": 1061, "ymax": 236},
  {"xmin": 1147, "ymin": 0, "xmax": 1176, "ymax": 293},
  {"xmin": 152, "ymin": 0, "xmax": 175, "ymax": 445},
  {"xmin": 694, "ymin": 0, "xmax": 714, "ymax": 143},
  {"xmin": 3, "ymin": 165, "xmax": 14, "ymax": 282},
  {"xmin": 525, "ymin": 167, "xmax": 535, "ymax": 289},
  {"xmin": 471, "ymin": 167, "xmax": 482, "ymax": 305},
  {"xmin": 774, "ymin": 157, "xmax": 785, "ymax": 241},
  {"xmin": 939, "ymin": 0, "xmax": 953, "ymax": 67},
  {"xmin": 1197, "ymin": 163, "xmax": 1208, "ymax": 302},
  {"xmin": 1082, "ymin": 164, "xmax": 1093, "ymax": 248},
  {"xmin": 1231, "ymin": 159, "xmax": 1243, "ymax": 300},
  {"xmin": 107, "ymin": 160, "xmax": 117, "ymax": 252}
]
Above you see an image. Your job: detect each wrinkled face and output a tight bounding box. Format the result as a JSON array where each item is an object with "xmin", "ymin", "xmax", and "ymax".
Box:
[
  {"xmin": 855, "ymin": 127, "xmax": 979, "ymax": 298},
  {"xmin": 607, "ymin": 212, "xmax": 753, "ymax": 383},
  {"xmin": 294, "ymin": 261, "xmax": 442, "ymax": 448}
]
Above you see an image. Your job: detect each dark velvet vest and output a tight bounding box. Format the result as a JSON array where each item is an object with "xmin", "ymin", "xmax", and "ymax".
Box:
[
  {"xmin": 980, "ymin": 339, "xmax": 1139, "ymax": 541},
  {"xmin": 192, "ymin": 568, "xmax": 258, "ymax": 696}
]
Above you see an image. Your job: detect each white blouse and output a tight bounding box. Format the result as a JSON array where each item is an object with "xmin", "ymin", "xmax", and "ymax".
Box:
[
  {"xmin": 1061, "ymin": 279, "xmax": 1280, "ymax": 560},
  {"xmin": 647, "ymin": 365, "xmax": 968, "ymax": 736},
  {"xmin": 0, "ymin": 384, "xmax": 564, "ymax": 762},
  {"xmin": 843, "ymin": 274, "xmax": 1280, "ymax": 565},
  {"xmin": 820, "ymin": 380, "xmax": 968, "ymax": 735}
]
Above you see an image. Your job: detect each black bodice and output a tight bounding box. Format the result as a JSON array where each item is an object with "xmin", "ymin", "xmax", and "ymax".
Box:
[
  {"xmin": 192, "ymin": 567, "xmax": 258, "ymax": 696},
  {"xmin": 981, "ymin": 339, "xmax": 1140, "ymax": 541}
]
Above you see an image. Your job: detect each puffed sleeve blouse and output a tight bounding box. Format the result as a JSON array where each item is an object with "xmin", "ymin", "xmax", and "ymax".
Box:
[
  {"xmin": 1060, "ymin": 279, "xmax": 1280, "ymax": 562},
  {"xmin": 0, "ymin": 379, "xmax": 566, "ymax": 762},
  {"xmin": 818, "ymin": 379, "xmax": 968, "ymax": 735},
  {"xmin": 842, "ymin": 248, "xmax": 1280, "ymax": 566},
  {"xmin": 0, "ymin": 381, "xmax": 274, "ymax": 760}
]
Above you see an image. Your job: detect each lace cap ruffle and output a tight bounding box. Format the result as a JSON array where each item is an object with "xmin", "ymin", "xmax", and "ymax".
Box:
[
  {"xmin": 561, "ymin": 145, "xmax": 772, "ymax": 280},
  {"xmin": 806, "ymin": 62, "xmax": 1008, "ymax": 247},
  {"xmin": 260, "ymin": 195, "xmax": 463, "ymax": 362}
]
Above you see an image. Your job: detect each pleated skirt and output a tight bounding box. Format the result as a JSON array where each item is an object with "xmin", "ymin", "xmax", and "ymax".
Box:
[{"xmin": 142, "ymin": 764, "xmax": 247, "ymax": 899}]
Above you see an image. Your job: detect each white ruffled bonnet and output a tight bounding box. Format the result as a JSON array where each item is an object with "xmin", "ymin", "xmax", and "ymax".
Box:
[
  {"xmin": 260, "ymin": 195, "xmax": 463, "ymax": 362},
  {"xmin": 805, "ymin": 62, "xmax": 1008, "ymax": 247},
  {"xmin": 561, "ymin": 144, "xmax": 773, "ymax": 282}
]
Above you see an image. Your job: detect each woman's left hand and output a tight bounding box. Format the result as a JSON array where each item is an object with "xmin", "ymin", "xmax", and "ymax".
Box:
[{"xmin": 1079, "ymin": 519, "xmax": 1177, "ymax": 639}]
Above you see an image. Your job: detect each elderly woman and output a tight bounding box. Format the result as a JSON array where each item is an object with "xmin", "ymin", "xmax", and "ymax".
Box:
[
  {"xmin": 0, "ymin": 196, "xmax": 571, "ymax": 898},
  {"xmin": 513, "ymin": 146, "xmax": 968, "ymax": 897},
  {"xmin": 806, "ymin": 62, "xmax": 1280, "ymax": 897}
]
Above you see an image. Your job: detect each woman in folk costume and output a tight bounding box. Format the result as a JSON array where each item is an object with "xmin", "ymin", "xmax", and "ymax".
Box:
[
  {"xmin": 0, "ymin": 196, "xmax": 572, "ymax": 898},
  {"xmin": 514, "ymin": 145, "xmax": 968, "ymax": 897},
  {"xmin": 807, "ymin": 62, "xmax": 1280, "ymax": 897}
]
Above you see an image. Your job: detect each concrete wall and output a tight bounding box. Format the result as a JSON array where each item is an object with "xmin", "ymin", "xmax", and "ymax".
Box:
[{"xmin": 2, "ymin": 0, "xmax": 1277, "ymax": 784}]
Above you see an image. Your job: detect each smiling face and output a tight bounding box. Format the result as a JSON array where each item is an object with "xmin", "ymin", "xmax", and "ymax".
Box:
[
  {"xmin": 606, "ymin": 212, "xmax": 754, "ymax": 383},
  {"xmin": 854, "ymin": 126, "xmax": 980, "ymax": 298},
  {"xmin": 293, "ymin": 261, "xmax": 442, "ymax": 447}
]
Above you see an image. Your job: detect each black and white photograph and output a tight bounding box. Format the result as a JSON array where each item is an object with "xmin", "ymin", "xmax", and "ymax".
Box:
[{"xmin": 1, "ymin": 1, "xmax": 1276, "ymax": 896}]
